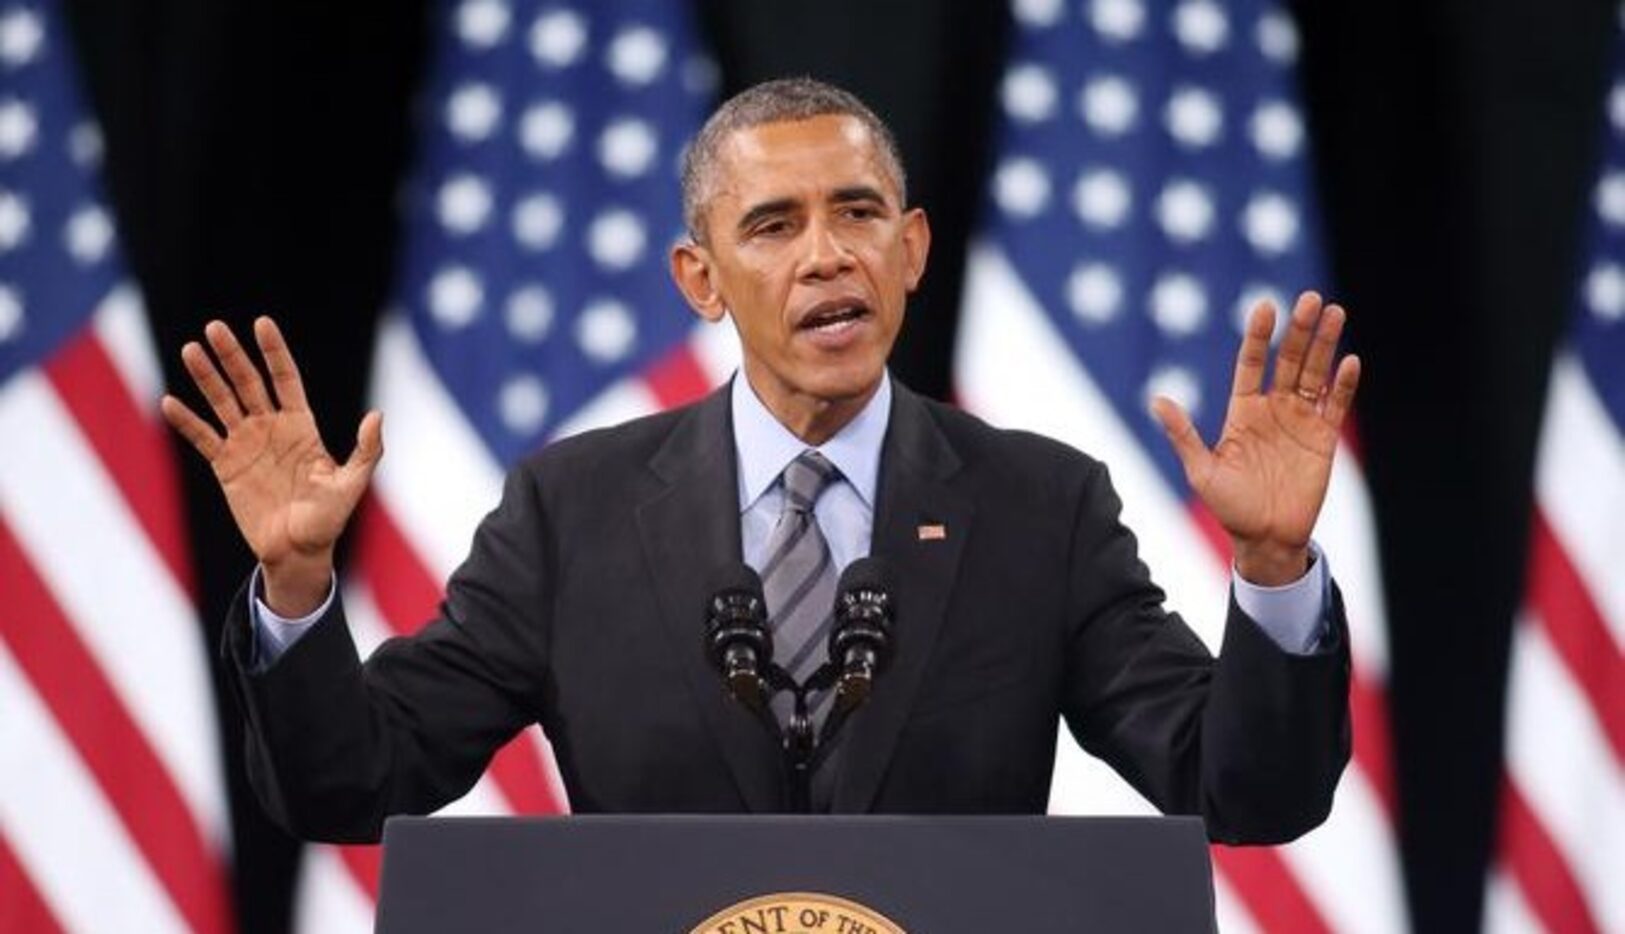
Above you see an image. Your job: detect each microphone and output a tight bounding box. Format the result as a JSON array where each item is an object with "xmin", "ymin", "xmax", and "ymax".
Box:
[
  {"xmin": 828, "ymin": 557, "xmax": 895, "ymax": 708},
  {"xmin": 702, "ymin": 564, "xmax": 772, "ymax": 712}
]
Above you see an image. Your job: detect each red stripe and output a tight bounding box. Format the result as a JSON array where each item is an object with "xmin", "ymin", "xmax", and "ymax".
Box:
[
  {"xmin": 1499, "ymin": 777, "xmax": 1602, "ymax": 934},
  {"xmin": 1186, "ymin": 499, "xmax": 1383, "ymax": 931},
  {"xmin": 0, "ymin": 518, "xmax": 232, "ymax": 934},
  {"xmin": 1528, "ymin": 512, "xmax": 1625, "ymax": 761},
  {"xmin": 355, "ymin": 499, "xmax": 567, "ymax": 818},
  {"xmin": 0, "ymin": 830, "xmax": 65, "ymax": 934},
  {"xmin": 1191, "ymin": 499, "xmax": 1398, "ymax": 818},
  {"xmin": 1188, "ymin": 500, "xmax": 1234, "ymax": 566},
  {"xmin": 1340, "ymin": 424, "xmax": 1365, "ymax": 462},
  {"xmin": 1212, "ymin": 845, "xmax": 1333, "ymax": 934},
  {"xmin": 337, "ymin": 844, "xmax": 383, "ymax": 901},
  {"xmin": 489, "ymin": 732, "xmax": 566, "ymax": 814},
  {"xmin": 1349, "ymin": 671, "xmax": 1398, "ymax": 819},
  {"xmin": 353, "ymin": 499, "xmax": 444, "ymax": 636},
  {"xmin": 643, "ymin": 343, "xmax": 714, "ymax": 409},
  {"xmin": 44, "ymin": 328, "xmax": 196, "ymax": 598}
]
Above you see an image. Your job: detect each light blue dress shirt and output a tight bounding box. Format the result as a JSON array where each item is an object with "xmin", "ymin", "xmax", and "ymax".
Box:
[
  {"xmin": 252, "ymin": 372, "xmax": 1329, "ymax": 662},
  {"xmin": 734, "ymin": 370, "xmax": 889, "ymax": 576}
]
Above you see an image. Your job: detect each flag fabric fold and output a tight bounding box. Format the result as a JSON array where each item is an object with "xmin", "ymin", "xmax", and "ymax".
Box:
[
  {"xmin": 1485, "ymin": 20, "xmax": 1625, "ymax": 933},
  {"xmin": 290, "ymin": 1, "xmax": 732, "ymax": 930},
  {"xmin": 955, "ymin": 1, "xmax": 1407, "ymax": 931},
  {"xmin": 0, "ymin": 2, "xmax": 235, "ymax": 932}
]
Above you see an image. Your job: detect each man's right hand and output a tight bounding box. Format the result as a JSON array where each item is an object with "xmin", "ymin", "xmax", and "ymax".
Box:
[{"xmin": 160, "ymin": 317, "xmax": 382, "ymax": 617}]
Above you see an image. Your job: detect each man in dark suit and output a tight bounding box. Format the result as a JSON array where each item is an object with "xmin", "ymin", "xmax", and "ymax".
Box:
[{"xmin": 163, "ymin": 79, "xmax": 1361, "ymax": 844}]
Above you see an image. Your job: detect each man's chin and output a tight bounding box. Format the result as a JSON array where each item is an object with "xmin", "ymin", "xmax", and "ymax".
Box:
[{"xmin": 798, "ymin": 365, "xmax": 886, "ymax": 407}]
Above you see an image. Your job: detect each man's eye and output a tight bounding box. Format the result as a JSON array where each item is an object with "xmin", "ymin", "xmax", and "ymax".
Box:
[{"xmin": 842, "ymin": 206, "xmax": 879, "ymax": 220}]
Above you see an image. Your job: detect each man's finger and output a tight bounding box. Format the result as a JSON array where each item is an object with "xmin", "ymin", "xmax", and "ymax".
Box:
[
  {"xmin": 1296, "ymin": 302, "xmax": 1346, "ymax": 398},
  {"xmin": 180, "ymin": 340, "xmax": 243, "ymax": 428},
  {"xmin": 1269, "ymin": 291, "xmax": 1322, "ymax": 396},
  {"xmin": 254, "ymin": 316, "xmax": 309, "ymax": 412},
  {"xmin": 159, "ymin": 394, "xmax": 223, "ymax": 460},
  {"xmin": 205, "ymin": 320, "xmax": 274, "ymax": 415},
  {"xmin": 1323, "ymin": 354, "xmax": 1362, "ymax": 430},
  {"xmin": 341, "ymin": 410, "xmax": 385, "ymax": 486},
  {"xmin": 1230, "ymin": 301, "xmax": 1275, "ymax": 398},
  {"xmin": 1150, "ymin": 396, "xmax": 1212, "ymax": 484}
]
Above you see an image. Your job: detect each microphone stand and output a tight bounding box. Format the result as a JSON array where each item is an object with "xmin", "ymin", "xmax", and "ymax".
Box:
[{"xmin": 759, "ymin": 661, "xmax": 868, "ymax": 813}]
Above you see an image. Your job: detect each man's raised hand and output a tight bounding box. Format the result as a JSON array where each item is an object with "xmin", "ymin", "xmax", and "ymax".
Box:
[
  {"xmin": 160, "ymin": 317, "xmax": 382, "ymax": 616},
  {"xmin": 1150, "ymin": 291, "xmax": 1361, "ymax": 586}
]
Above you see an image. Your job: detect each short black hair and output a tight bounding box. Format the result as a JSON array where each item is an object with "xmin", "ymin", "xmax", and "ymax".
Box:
[{"xmin": 679, "ymin": 77, "xmax": 908, "ymax": 243}]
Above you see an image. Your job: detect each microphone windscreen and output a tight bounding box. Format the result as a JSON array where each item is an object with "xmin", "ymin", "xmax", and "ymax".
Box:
[
  {"xmin": 706, "ymin": 562, "xmax": 764, "ymax": 600},
  {"xmin": 837, "ymin": 556, "xmax": 891, "ymax": 596}
]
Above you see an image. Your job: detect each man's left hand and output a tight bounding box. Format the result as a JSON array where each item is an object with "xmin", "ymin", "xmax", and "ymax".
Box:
[{"xmin": 1151, "ymin": 291, "xmax": 1361, "ymax": 587}]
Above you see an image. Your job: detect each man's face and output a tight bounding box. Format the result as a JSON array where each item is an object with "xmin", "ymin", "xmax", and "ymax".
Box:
[{"xmin": 673, "ymin": 114, "xmax": 930, "ymax": 422}]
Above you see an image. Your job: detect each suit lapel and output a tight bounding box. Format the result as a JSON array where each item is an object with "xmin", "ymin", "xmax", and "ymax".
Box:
[
  {"xmin": 635, "ymin": 385, "xmax": 784, "ymax": 812},
  {"xmin": 834, "ymin": 384, "xmax": 972, "ymax": 812}
]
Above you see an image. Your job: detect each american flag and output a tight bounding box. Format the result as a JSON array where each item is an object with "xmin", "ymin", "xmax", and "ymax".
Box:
[
  {"xmin": 954, "ymin": 1, "xmax": 1407, "ymax": 931},
  {"xmin": 0, "ymin": 2, "xmax": 235, "ymax": 933},
  {"xmin": 287, "ymin": 1, "xmax": 734, "ymax": 929},
  {"xmin": 1484, "ymin": 22, "xmax": 1625, "ymax": 933}
]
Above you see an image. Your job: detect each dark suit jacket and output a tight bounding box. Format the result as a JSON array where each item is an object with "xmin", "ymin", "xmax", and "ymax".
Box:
[{"xmin": 224, "ymin": 381, "xmax": 1350, "ymax": 845}]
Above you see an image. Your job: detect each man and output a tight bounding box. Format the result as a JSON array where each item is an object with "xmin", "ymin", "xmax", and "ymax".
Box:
[{"xmin": 162, "ymin": 79, "xmax": 1360, "ymax": 843}]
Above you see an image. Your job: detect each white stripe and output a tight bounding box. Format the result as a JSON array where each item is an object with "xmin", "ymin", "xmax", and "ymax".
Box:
[
  {"xmin": 1319, "ymin": 447, "xmax": 1390, "ymax": 676},
  {"xmin": 691, "ymin": 317, "xmax": 744, "ymax": 384},
  {"xmin": 341, "ymin": 578, "xmax": 540, "ymax": 818},
  {"xmin": 961, "ymin": 242, "xmax": 1408, "ymax": 927},
  {"xmin": 553, "ymin": 320, "xmax": 737, "ymax": 441},
  {"xmin": 957, "ymin": 242, "xmax": 1230, "ymax": 650},
  {"xmin": 523, "ymin": 723, "xmax": 573, "ymax": 813},
  {"xmin": 1213, "ymin": 871, "xmax": 1262, "ymax": 934},
  {"xmin": 551, "ymin": 378, "xmax": 659, "ymax": 440},
  {"xmin": 0, "ymin": 640, "xmax": 190, "ymax": 934},
  {"xmin": 1278, "ymin": 766, "xmax": 1408, "ymax": 934},
  {"xmin": 367, "ymin": 317, "xmax": 505, "ymax": 583},
  {"xmin": 1536, "ymin": 355, "xmax": 1625, "ymax": 646},
  {"xmin": 1483, "ymin": 871, "xmax": 1543, "ymax": 934},
  {"xmin": 293, "ymin": 846, "xmax": 376, "ymax": 934},
  {"xmin": 433, "ymin": 771, "xmax": 510, "ymax": 817},
  {"xmin": 0, "ymin": 372, "xmax": 230, "ymax": 849},
  {"xmin": 90, "ymin": 285, "xmax": 164, "ymax": 408},
  {"xmin": 339, "ymin": 579, "xmax": 396, "ymax": 661},
  {"xmin": 1047, "ymin": 728, "xmax": 1160, "ymax": 816},
  {"xmin": 1503, "ymin": 613, "xmax": 1625, "ymax": 932}
]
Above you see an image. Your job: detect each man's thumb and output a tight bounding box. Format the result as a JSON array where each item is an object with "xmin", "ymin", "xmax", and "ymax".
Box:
[
  {"xmin": 1150, "ymin": 396, "xmax": 1208, "ymax": 476},
  {"xmin": 347, "ymin": 410, "xmax": 384, "ymax": 475}
]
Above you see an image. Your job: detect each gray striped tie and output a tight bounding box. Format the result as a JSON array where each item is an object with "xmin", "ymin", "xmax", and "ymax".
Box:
[{"xmin": 762, "ymin": 450, "xmax": 840, "ymax": 728}]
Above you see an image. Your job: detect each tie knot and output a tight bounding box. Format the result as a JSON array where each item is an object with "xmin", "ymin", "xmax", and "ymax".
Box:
[{"xmin": 781, "ymin": 450, "xmax": 838, "ymax": 513}]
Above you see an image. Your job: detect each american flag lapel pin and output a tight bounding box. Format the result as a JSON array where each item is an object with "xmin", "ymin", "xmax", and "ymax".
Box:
[{"xmin": 917, "ymin": 523, "xmax": 947, "ymax": 541}]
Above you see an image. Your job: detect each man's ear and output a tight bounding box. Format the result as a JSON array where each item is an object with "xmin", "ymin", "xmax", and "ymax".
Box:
[
  {"xmin": 670, "ymin": 241, "xmax": 727, "ymax": 323},
  {"xmin": 900, "ymin": 207, "xmax": 931, "ymax": 293}
]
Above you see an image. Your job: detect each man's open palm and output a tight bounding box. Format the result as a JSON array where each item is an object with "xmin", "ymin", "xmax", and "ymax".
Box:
[
  {"xmin": 1151, "ymin": 292, "xmax": 1361, "ymax": 584},
  {"xmin": 160, "ymin": 318, "xmax": 382, "ymax": 573}
]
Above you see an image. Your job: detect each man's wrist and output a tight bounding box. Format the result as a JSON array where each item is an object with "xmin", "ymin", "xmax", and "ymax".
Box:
[
  {"xmin": 261, "ymin": 550, "xmax": 336, "ymax": 618},
  {"xmin": 1232, "ymin": 540, "xmax": 1311, "ymax": 587}
]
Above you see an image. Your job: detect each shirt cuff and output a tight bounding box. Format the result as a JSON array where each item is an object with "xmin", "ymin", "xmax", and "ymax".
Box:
[
  {"xmin": 1231, "ymin": 542, "xmax": 1329, "ymax": 655},
  {"xmin": 249, "ymin": 564, "xmax": 337, "ymax": 666}
]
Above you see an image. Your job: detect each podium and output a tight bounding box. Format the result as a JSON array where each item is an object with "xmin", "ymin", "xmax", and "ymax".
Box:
[{"xmin": 375, "ymin": 815, "xmax": 1218, "ymax": 932}]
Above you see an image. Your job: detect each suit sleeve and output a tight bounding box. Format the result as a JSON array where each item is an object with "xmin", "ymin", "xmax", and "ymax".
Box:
[
  {"xmin": 222, "ymin": 466, "xmax": 555, "ymax": 843},
  {"xmin": 1058, "ymin": 460, "xmax": 1351, "ymax": 845}
]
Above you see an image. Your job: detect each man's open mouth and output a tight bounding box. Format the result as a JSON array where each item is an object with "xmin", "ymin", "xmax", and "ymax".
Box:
[{"xmin": 798, "ymin": 301, "xmax": 871, "ymax": 332}]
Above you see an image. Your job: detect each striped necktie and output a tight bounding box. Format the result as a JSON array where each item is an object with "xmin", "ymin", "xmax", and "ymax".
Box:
[{"xmin": 762, "ymin": 449, "xmax": 840, "ymax": 728}]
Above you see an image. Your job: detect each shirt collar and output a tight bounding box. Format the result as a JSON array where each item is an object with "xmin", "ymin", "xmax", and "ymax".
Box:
[{"xmin": 731, "ymin": 370, "xmax": 891, "ymax": 513}]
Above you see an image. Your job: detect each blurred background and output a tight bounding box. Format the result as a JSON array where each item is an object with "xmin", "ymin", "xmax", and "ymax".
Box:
[{"xmin": 2, "ymin": 0, "xmax": 1620, "ymax": 932}]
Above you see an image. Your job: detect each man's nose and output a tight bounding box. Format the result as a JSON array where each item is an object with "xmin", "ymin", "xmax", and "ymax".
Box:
[{"xmin": 798, "ymin": 217, "xmax": 855, "ymax": 280}]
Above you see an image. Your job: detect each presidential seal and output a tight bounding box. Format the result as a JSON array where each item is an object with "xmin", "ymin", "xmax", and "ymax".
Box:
[{"xmin": 689, "ymin": 891, "xmax": 907, "ymax": 934}]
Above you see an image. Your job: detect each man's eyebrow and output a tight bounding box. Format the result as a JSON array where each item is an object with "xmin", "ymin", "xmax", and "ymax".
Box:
[
  {"xmin": 736, "ymin": 197, "xmax": 798, "ymax": 233},
  {"xmin": 831, "ymin": 185, "xmax": 888, "ymax": 206}
]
